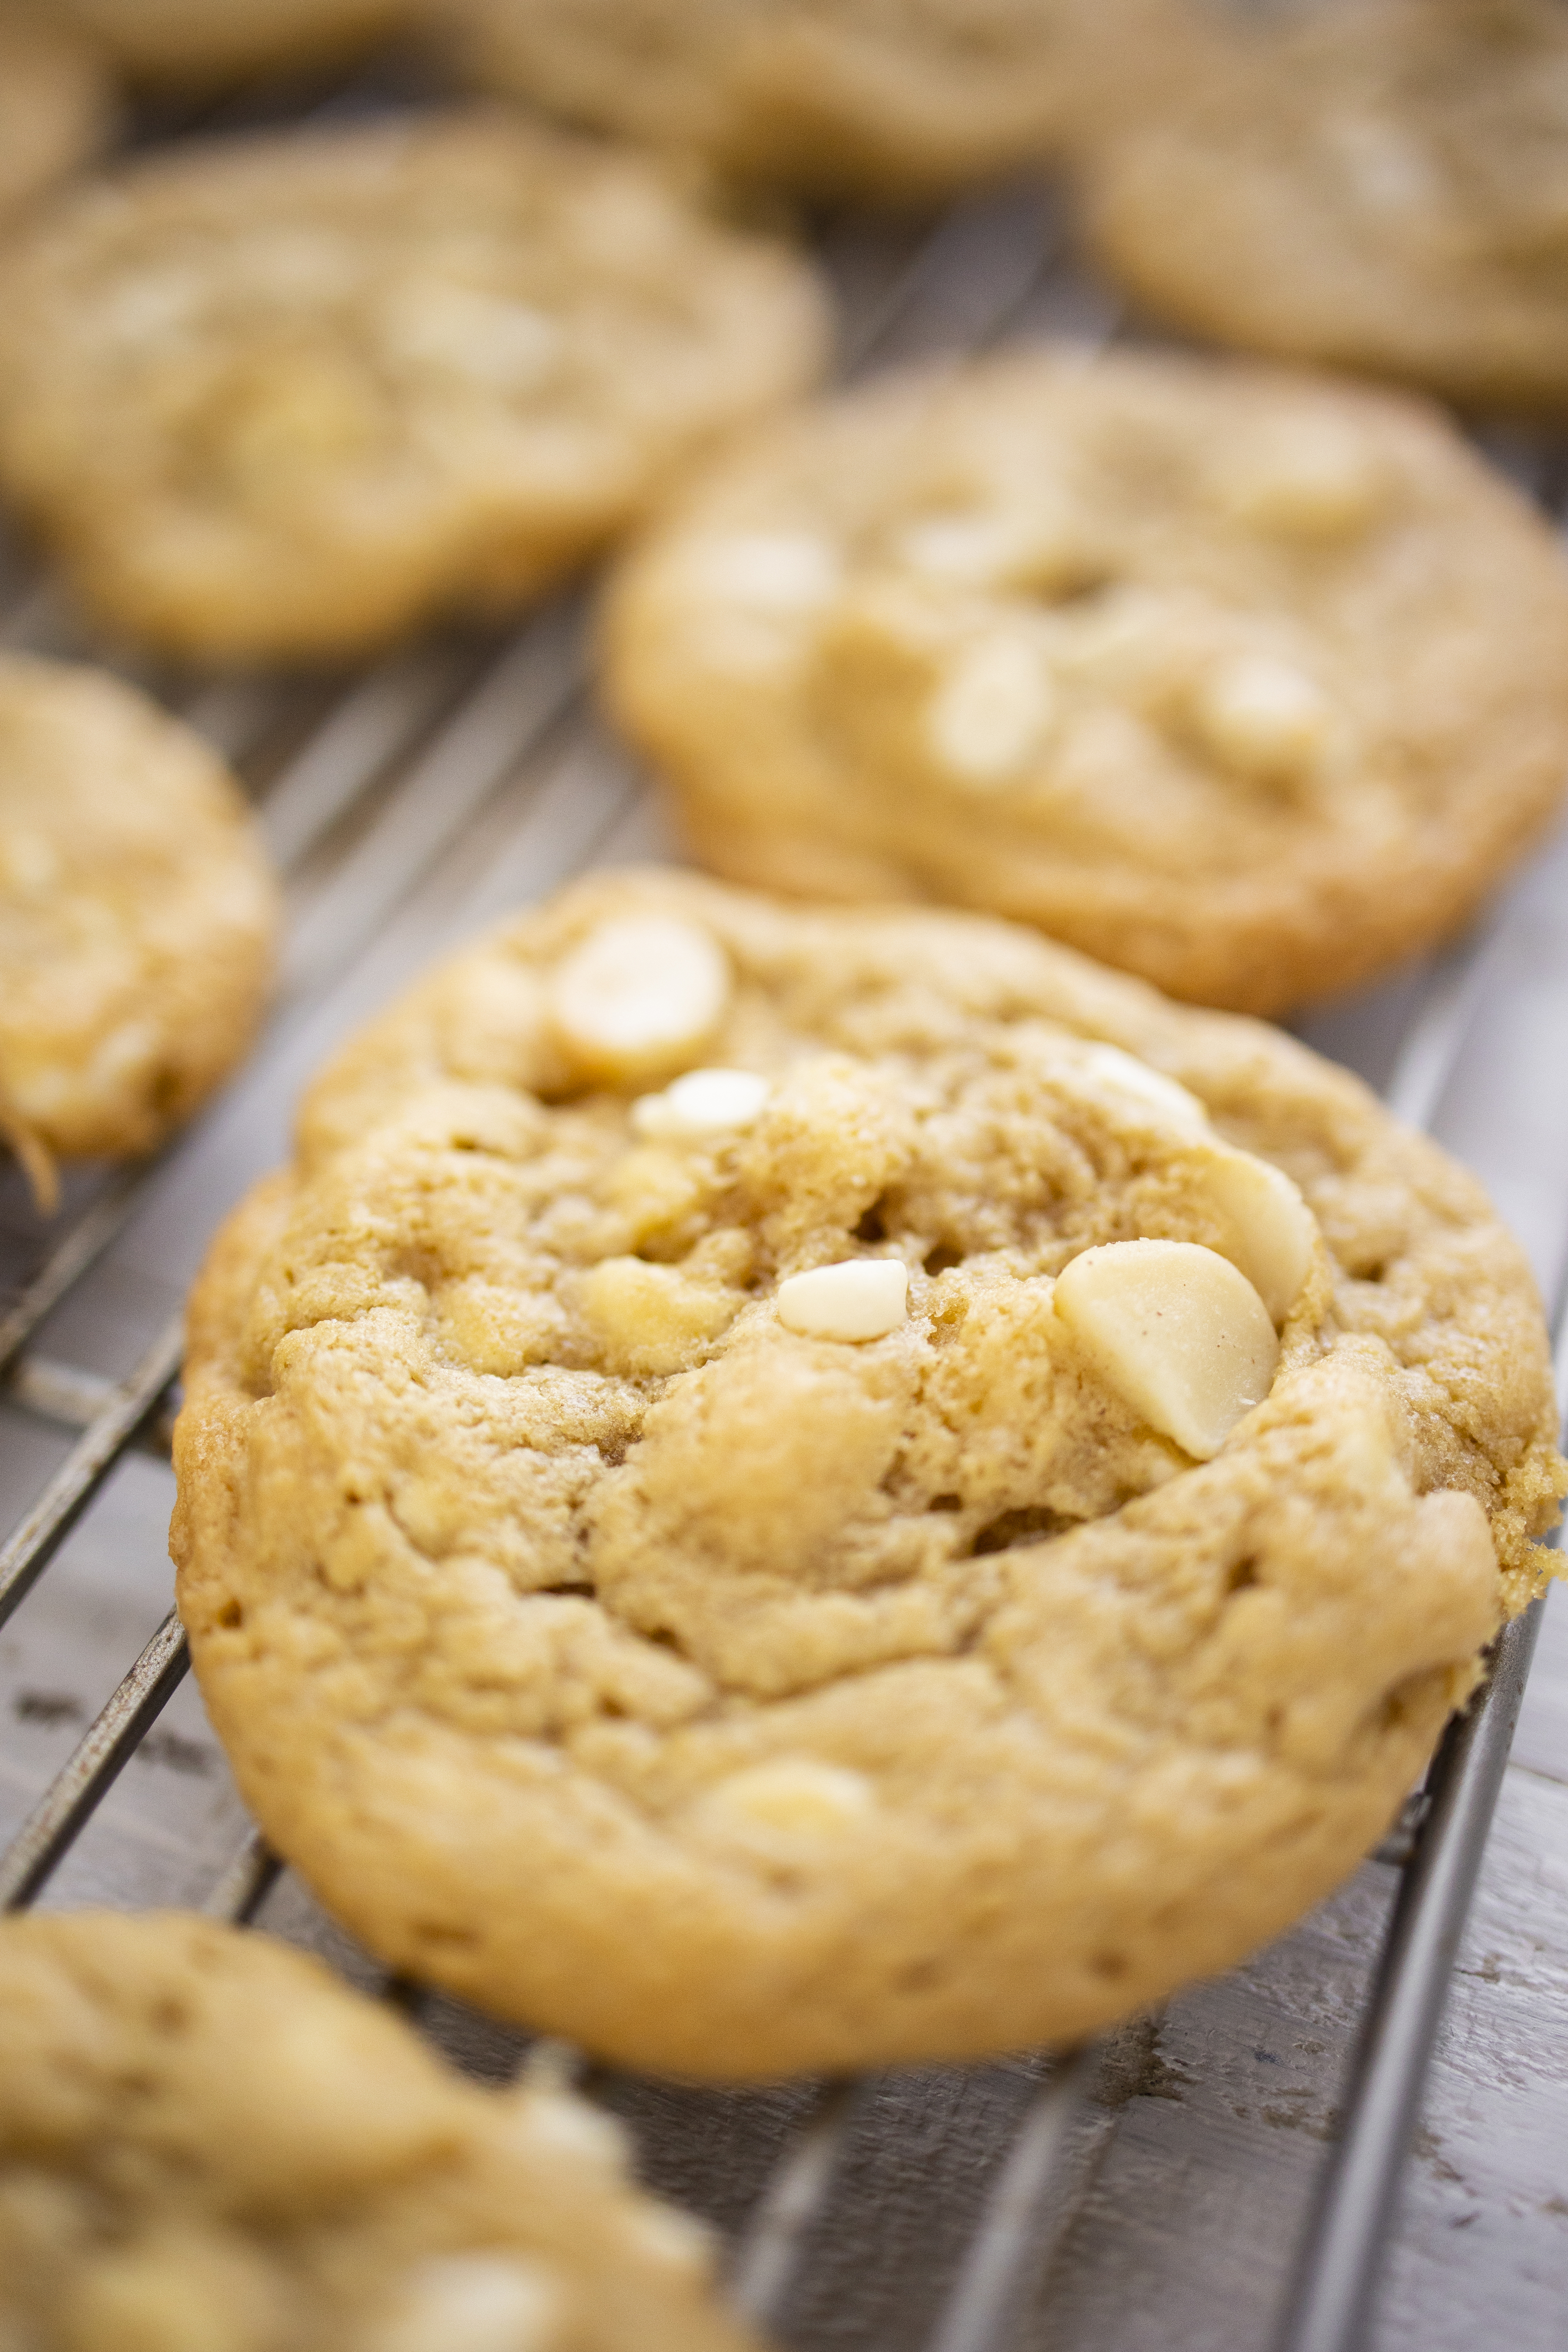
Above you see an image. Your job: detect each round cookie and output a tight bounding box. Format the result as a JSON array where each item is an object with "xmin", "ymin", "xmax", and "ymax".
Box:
[
  {"xmin": 603, "ymin": 348, "xmax": 1568, "ymax": 1016},
  {"xmin": 0, "ymin": 655, "xmax": 278, "ymax": 1209},
  {"xmin": 0, "ymin": 1909, "xmax": 758, "ymax": 2352},
  {"xmin": 0, "ymin": 112, "xmax": 831, "ymax": 666},
  {"xmin": 1082, "ymin": 0, "xmax": 1568, "ymax": 414},
  {"xmin": 48, "ymin": 0, "xmax": 413, "ymax": 91},
  {"xmin": 444, "ymin": 0, "xmax": 1190, "ymax": 203},
  {"xmin": 0, "ymin": 15, "xmax": 111, "ymax": 222},
  {"xmin": 172, "ymin": 867, "xmax": 1565, "ymax": 2079}
]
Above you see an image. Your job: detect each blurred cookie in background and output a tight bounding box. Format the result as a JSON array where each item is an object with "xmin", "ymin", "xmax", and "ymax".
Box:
[
  {"xmin": 1083, "ymin": 0, "xmax": 1568, "ymax": 413},
  {"xmin": 0, "ymin": 111, "xmax": 832, "ymax": 666},
  {"xmin": 42, "ymin": 0, "xmax": 416, "ymax": 92},
  {"xmin": 440, "ymin": 0, "xmax": 1201, "ymax": 204},
  {"xmin": 0, "ymin": 13, "xmax": 112, "ymax": 222},
  {"xmin": 0, "ymin": 655, "xmax": 278, "ymax": 1209},
  {"xmin": 0, "ymin": 1909, "xmax": 762, "ymax": 2352},
  {"xmin": 603, "ymin": 348, "xmax": 1568, "ymax": 1016}
]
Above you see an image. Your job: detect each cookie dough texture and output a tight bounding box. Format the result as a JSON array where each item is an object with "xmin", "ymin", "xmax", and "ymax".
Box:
[
  {"xmin": 0, "ymin": 15, "xmax": 110, "ymax": 221},
  {"xmin": 0, "ymin": 655, "xmax": 277, "ymax": 1197},
  {"xmin": 173, "ymin": 869, "xmax": 1565, "ymax": 2078},
  {"xmin": 0, "ymin": 113, "xmax": 831, "ymax": 665},
  {"xmin": 604, "ymin": 349, "xmax": 1568, "ymax": 1016},
  {"xmin": 444, "ymin": 0, "xmax": 1190, "ymax": 202},
  {"xmin": 1084, "ymin": 0, "xmax": 1568, "ymax": 413},
  {"xmin": 47, "ymin": 0, "xmax": 414, "ymax": 90},
  {"xmin": 0, "ymin": 1909, "xmax": 757, "ymax": 2352}
]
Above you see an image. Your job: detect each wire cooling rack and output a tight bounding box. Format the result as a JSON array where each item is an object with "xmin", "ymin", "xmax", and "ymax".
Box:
[{"xmin": 1, "ymin": 68, "xmax": 1566, "ymax": 2352}]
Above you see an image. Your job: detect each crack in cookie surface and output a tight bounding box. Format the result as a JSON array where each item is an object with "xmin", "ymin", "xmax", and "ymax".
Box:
[{"xmin": 173, "ymin": 870, "xmax": 1565, "ymax": 2076}]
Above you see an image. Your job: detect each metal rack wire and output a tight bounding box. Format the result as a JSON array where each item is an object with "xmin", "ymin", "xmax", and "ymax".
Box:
[{"xmin": 0, "ymin": 109, "xmax": 1563, "ymax": 2352}]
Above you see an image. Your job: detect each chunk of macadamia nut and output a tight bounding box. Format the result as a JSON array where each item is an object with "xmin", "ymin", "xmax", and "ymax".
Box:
[
  {"xmin": 546, "ymin": 915, "xmax": 730, "ymax": 1084},
  {"xmin": 1055, "ymin": 1238, "xmax": 1279, "ymax": 1461}
]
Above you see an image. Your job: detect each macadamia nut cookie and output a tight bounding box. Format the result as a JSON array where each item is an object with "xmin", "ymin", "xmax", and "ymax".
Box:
[
  {"xmin": 0, "ymin": 14, "xmax": 111, "ymax": 222},
  {"xmin": 0, "ymin": 654, "xmax": 278, "ymax": 1207},
  {"xmin": 444, "ymin": 0, "xmax": 1187, "ymax": 202},
  {"xmin": 0, "ymin": 112, "xmax": 831, "ymax": 664},
  {"xmin": 49, "ymin": 0, "xmax": 413, "ymax": 90},
  {"xmin": 1084, "ymin": 0, "xmax": 1568, "ymax": 413},
  {"xmin": 172, "ymin": 869, "xmax": 1565, "ymax": 2078},
  {"xmin": 0, "ymin": 1910, "xmax": 758, "ymax": 2352},
  {"xmin": 604, "ymin": 349, "xmax": 1568, "ymax": 1015}
]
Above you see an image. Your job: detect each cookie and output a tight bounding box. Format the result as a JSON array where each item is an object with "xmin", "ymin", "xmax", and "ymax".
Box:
[
  {"xmin": 1082, "ymin": 0, "xmax": 1568, "ymax": 414},
  {"xmin": 0, "ymin": 654, "xmax": 278, "ymax": 1209},
  {"xmin": 443, "ymin": 0, "xmax": 1189, "ymax": 203},
  {"xmin": 603, "ymin": 348, "xmax": 1568, "ymax": 1017},
  {"xmin": 49, "ymin": 0, "xmax": 413, "ymax": 90},
  {"xmin": 171, "ymin": 867, "xmax": 1565, "ymax": 2079},
  {"xmin": 0, "ymin": 13, "xmax": 111, "ymax": 222},
  {"xmin": 0, "ymin": 113, "xmax": 830, "ymax": 666},
  {"xmin": 0, "ymin": 1909, "xmax": 759, "ymax": 2352}
]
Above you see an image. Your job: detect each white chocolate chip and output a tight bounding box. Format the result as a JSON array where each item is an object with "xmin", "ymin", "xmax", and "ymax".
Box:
[
  {"xmin": 1054, "ymin": 1238, "xmax": 1278, "ymax": 1461},
  {"xmin": 897, "ymin": 512, "xmax": 1020, "ymax": 583},
  {"xmin": 1073, "ymin": 1044, "xmax": 1211, "ymax": 1138},
  {"xmin": 548, "ymin": 916, "xmax": 729, "ymax": 1083},
  {"xmin": 500, "ymin": 2087, "xmax": 630, "ymax": 2174},
  {"xmin": 371, "ymin": 2254, "xmax": 564, "ymax": 2352},
  {"xmin": 704, "ymin": 1758, "xmax": 875, "ymax": 1838},
  {"xmin": 928, "ymin": 633, "xmax": 1056, "ymax": 785},
  {"xmin": 582, "ymin": 1256, "xmax": 735, "ymax": 1375},
  {"xmin": 1194, "ymin": 655, "xmax": 1332, "ymax": 783},
  {"xmin": 379, "ymin": 284, "xmax": 562, "ymax": 391},
  {"xmin": 695, "ymin": 531, "xmax": 841, "ymax": 609},
  {"xmin": 631, "ymin": 1066, "xmax": 770, "ymax": 1142},
  {"xmin": 619, "ymin": 2205, "xmax": 717, "ymax": 2280},
  {"xmin": 1220, "ymin": 416, "xmax": 1389, "ymax": 539},
  {"xmin": 776, "ymin": 1258, "xmax": 908, "ymax": 1341},
  {"xmin": 1191, "ymin": 1145, "xmax": 1317, "ymax": 1326}
]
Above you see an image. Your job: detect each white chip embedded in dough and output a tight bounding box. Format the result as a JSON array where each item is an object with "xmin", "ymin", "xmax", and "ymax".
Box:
[
  {"xmin": 1054, "ymin": 1237, "xmax": 1278, "ymax": 1460},
  {"xmin": 1196, "ymin": 655, "xmax": 1332, "ymax": 782},
  {"xmin": 1192, "ymin": 1145, "xmax": 1317, "ymax": 1326},
  {"xmin": 703, "ymin": 1758, "xmax": 875, "ymax": 1838},
  {"xmin": 776, "ymin": 1257, "xmax": 909, "ymax": 1341},
  {"xmin": 928, "ymin": 632, "xmax": 1056, "ymax": 784},
  {"xmin": 1074, "ymin": 1043, "xmax": 1211, "ymax": 1138},
  {"xmin": 548, "ymin": 916, "xmax": 729, "ymax": 1082},
  {"xmin": 631, "ymin": 1066, "xmax": 770, "ymax": 1142},
  {"xmin": 371, "ymin": 2253, "xmax": 564, "ymax": 2352}
]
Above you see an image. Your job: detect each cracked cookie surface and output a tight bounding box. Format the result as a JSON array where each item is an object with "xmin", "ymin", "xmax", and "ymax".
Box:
[
  {"xmin": 0, "ymin": 654, "xmax": 277, "ymax": 1201},
  {"xmin": 444, "ymin": 0, "xmax": 1185, "ymax": 201},
  {"xmin": 604, "ymin": 348, "xmax": 1568, "ymax": 1014},
  {"xmin": 0, "ymin": 111, "xmax": 830, "ymax": 664},
  {"xmin": 173, "ymin": 868, "xmax": 1565, "ymax": 2077},
  {"xmin": 1084, "ymin": 0, "xmax": 1568, "ymax": 413},
  {"xmin": 0, "ymin": 1910, "xmax": 758, "ymax": 2352}
]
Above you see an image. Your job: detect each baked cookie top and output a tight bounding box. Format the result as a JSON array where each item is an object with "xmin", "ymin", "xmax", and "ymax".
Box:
[
  {"xmin": 603, "ymin": 348, "xmax": 1568, "ymax": 1015},
  {"xmin": 0, "ymin": 654, "xmax": 277, "ymax": 1205},
  {"xmin": 0, "ymin": 111, "xmax": 830, "ymax": 664},
  {"xmin": 444, "ymin": 0, "xmax": 1186, "ymax": 202},
  {"xmin": 1083, "ymin": 0, "xmax": 1568, "ymax": 414},
  {"xmin": 0, "ymin": 1909, "xmax": 758, "ymax": 2352},
  {"xmin": 172, "ymin": 869, "xmax": 1565, "ymax": 2079},
  {"xmin": 50, "ymin": 0, "xmax": 414, "ymax": 90},
  {"xmin": 0, "ymin": 14, "xmax": 111, "ymax": 222}
]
